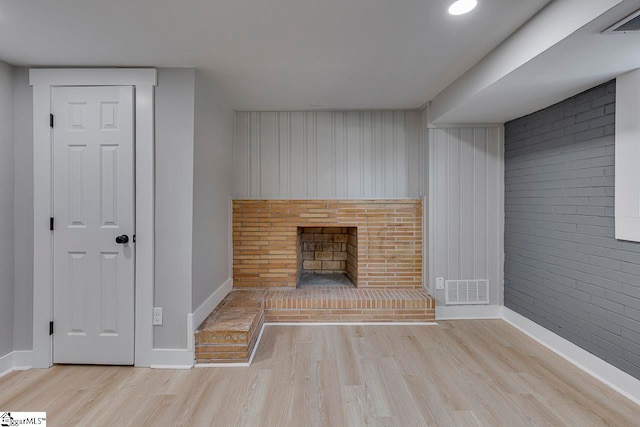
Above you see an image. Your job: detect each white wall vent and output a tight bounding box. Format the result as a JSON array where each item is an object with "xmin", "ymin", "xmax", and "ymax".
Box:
[
  {"xmin": 445, "ymin": 280, "xmax": 489, "ymax": 305},
  {"xmin": 603, "ymin": 10, "xmax": 640, "ymax": 34}
]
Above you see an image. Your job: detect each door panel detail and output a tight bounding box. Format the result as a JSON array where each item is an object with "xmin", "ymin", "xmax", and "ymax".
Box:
[
  {"xmin": 67, "ymin": 252, "xmax": 86, "ymax": 335},
  {"xmin": 68, "ymin": 145, "xmax": 87, "ymax": 227},
  {"xmin": 68, "ymin": 102, "xmax": 87, "ymax": 130},
  {"xmin": 100, "ymin": 144, "xmax": 119, "ymax": 227},
  {"xmin": 100, "ymin": 102, "xmax": 119, "ymax": 130},
  {"xmin": 100, "ymin": 252, "xmax": 119, "ymax": 335}
]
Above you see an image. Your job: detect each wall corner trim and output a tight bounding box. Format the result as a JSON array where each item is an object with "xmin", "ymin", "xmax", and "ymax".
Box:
[
  {"xmin": 29, "ymin": 68, "xmax": 157, "ymax": 87},
  {"xmin": 503, "ymin": 307, "xmax": 640, "ymax": 407}
]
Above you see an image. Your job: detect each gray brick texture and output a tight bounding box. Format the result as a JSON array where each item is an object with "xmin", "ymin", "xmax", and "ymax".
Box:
[{"xmin": 504, "ymin": 80, "xmax": 640, "ymax": 380}]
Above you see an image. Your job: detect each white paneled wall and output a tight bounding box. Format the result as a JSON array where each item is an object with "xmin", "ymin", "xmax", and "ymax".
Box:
[
  {"xmin": 429, "ymin": 126, "xmax": 504, "ymax": 307},
  {"xmin": 233, "ymin": 111, "xmax": 503, "ymax": 308},
  {"xmin": 234, "ymin": 111, "xmax": 424, "ymax": 199}
]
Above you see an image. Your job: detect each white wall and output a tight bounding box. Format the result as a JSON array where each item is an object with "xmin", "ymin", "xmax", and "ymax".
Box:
[
  {"xmin": 154, "ymin": 68, "xmax": 195, "ymax": 349},
  {"xmin": 6, "ymin": 66, "xmax": 231, "ymax": 358},
  {"xmin": 192, "ymin": 71, "xmax": 234, "ymax": 311},
  {"xmin": 13, "ymin": 67, "xmax": 33, "ymax": 351},
  {"xmin": 233, "ymin": 111, "xmax": 425, "ymax": 199},
  {"xmin": 429, "ymin": 126, "xmax": 504, "ymax": 309},
  {"xmin": 615, "ymin": 68, "xmax": 640, "ymax": 242},
  {"xmin": 0, "ymin": 61, "xmax": 15, "ymax": 358}
]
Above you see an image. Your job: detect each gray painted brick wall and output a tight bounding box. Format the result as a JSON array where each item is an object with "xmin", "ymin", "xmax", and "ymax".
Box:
[{"xmin": 504, "ymin": 80, "xmax": 640, "ymax": 380}]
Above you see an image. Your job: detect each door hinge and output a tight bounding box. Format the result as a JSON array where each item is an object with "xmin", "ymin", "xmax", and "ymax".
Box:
[
  {"xmin": 50, "ymin": 217, "xmax": 54, "ymax": 231},
  {"xmin": 133, "ymin": 234, "xmax": 136, "ymax": 243},
  {"xmin": 50, "ymin": 114, "xmax": 54, "ymax": 128},
  {"xmin": 49, "ymin": 321, "xmax": 54, "ymax": 335}
]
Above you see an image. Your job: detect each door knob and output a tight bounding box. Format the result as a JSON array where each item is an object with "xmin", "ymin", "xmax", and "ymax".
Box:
[{"xmin": 115, "ymin": 235, "xmax": 129, "ymax": 244}]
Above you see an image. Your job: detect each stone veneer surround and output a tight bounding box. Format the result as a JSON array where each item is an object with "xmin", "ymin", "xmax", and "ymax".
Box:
[{"xmin": 233, "ymin": 199, "xmax": 423, "ymax": 288}]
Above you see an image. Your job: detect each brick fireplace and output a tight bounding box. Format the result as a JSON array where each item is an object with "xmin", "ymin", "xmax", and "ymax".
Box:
[
  {"xmin": 233, "ymin": 199, "xmax": 423, "ymax": 288},
  {"xmin": 198, "ymin": 199, "xmax": 430, "ymax": 364}
]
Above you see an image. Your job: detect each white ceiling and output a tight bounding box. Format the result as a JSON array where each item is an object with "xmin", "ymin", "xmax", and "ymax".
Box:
[
  {"xmin": 0, "ymin": 0, "xmax": 549, "ymax": 110},
  {"xmin": 433, "ymin": 0, "xmax": 640, "ymax": 123}
]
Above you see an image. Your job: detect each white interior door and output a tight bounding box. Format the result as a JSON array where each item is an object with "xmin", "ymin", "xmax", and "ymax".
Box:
[{"xmin": 52, "ymin": 86, "xmax": 135, "ymax": 365}]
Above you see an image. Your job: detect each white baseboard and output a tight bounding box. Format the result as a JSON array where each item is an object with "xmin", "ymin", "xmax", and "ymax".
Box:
[
  {"xmin": 195, "ymin": 362, "xmax": 250, "ymax": 368},
  {"xmin": 266, "ymin": 322, "xmax": 438, "ymax": 326},
  {"xmin": 248, "ymin": 324, "xmax": 266, "ymax": 365},
  {"xmin": 192, "ymin": 278, "xmax": 233, "ymax": 331},
  {"xmin": 13, "ymin": 350, "xmax": 33, "ymax": 370},
  {"xmin": 0, "ymin": 350, "xmax": 34, "ymax": 378},
  {"xmin": 149, "ymin": 349, "xmax": 194, "ymax": 369},
  {"xmin": 503, "ymin": 307, "xmax": 640, "ymax": 407},
  {"xmin": 0, "ymin": 351, "xmax": 13, "ymax": 378},
  {"xmin": 436, "ymin": 304, "xmax": 503, "ymax": 320}
]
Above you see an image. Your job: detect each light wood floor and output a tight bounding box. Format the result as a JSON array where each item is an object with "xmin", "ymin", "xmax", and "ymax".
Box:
[{"xmin": 1, "ymin": 320, "xmax": 639, "ymax": 426}]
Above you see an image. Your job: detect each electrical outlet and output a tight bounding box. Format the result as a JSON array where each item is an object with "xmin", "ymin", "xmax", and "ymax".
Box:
[
  {"xmin": 436, "ymin": 277, "xmax": 445, "ymax": 290},
  {"xmin": 153, "ymin": 307, "xmax": 163, "ymax": 325}
]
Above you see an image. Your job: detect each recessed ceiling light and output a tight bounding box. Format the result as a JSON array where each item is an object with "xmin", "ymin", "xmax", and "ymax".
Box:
[{"xmin": 448, "ymin": 0, "xmax": 477, "ymax": 16}]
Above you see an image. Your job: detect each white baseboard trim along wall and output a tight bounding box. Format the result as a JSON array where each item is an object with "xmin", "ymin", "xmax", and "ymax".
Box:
[
  {"xmin": 0, "ymin": 352, "xmax": 13, "ymax": 378},
  {"xmin": 436, "ymin": 304, "xmax": 503, "ymax": 320},
  {"xmin": 13, "ymin": 350, "xmax": 32, "ymax": 370},
  {"xmin": 192, "ymin": 278, "xmax": 233, "ymax": 332},
  {"xmin": 0, "ymin": 350, "xmax": 33, "ymax": 378},
  {"xmin": 149, "ymin": 348, "xmax": 194, "ymax": 370},
  {"xmin": 155, "ymin": 277, "xmax": 234, "ymax": 370},
  {"xmin": 502, "ymin": 307, "xmax": 640, "ymax": 407}
]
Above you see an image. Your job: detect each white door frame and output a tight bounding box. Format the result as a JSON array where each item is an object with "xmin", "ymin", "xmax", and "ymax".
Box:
[{"xmin": 30, "ymin": 68, "xmax": 157, "ymax": 368}]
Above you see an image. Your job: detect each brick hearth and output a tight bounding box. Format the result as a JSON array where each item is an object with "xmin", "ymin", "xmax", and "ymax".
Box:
[{"xmin": 194, "ymin": 288, "xmax": 435, "ymax": 364}]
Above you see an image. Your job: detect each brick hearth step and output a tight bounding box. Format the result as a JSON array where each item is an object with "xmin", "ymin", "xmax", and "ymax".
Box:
[
  {"xmin": 264, "ymin": 288, "xmax": 435, "ymax": 322},
  {"xmin": 195, "ymin": 288, "xmax": 435, "ymax": 365},
  {"xmin": 194, "ymin": 290, "xmax": 266, "ymax": 364}
]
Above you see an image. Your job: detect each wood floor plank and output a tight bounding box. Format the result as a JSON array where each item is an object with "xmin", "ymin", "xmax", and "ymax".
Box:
[
  {"xmin": 1, "ymin": 320, "xmax": 639, "ymax": 426},
  {"xmin": 403, "ymin": 374, "xmax": 452, "ymax": 426},
  {"xmin": 343, "ymin": 385, "xmax": 371, "ymax": 426}
]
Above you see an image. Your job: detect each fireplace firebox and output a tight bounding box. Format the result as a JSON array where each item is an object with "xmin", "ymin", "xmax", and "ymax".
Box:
[{"xmin": 296, "ymin": 227, "xmax": 357, "ymax": 287}]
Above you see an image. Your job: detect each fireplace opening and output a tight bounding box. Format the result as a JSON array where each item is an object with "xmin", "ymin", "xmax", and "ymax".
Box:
[{"xmin": 296, "ymin": 227, "xmax": 357, "ymax": 287}]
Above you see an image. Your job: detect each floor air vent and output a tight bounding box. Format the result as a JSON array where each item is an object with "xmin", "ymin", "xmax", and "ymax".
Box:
[
  {"xmin": 445, "ymin": 280, "xmax": 489, "ymax": 305},
  {"xmin": 603, "ymin": 10, "xmax": 640, "ymax": 34}
]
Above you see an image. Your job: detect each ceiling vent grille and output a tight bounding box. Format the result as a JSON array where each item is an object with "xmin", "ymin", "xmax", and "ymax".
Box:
[
  {"xmin": 603, "ymin": 10, "xmax": 640, "ymax": 34},
  {"xmin": 445, "ymin": 279, "xmax": 489, "ymax": 305}
]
